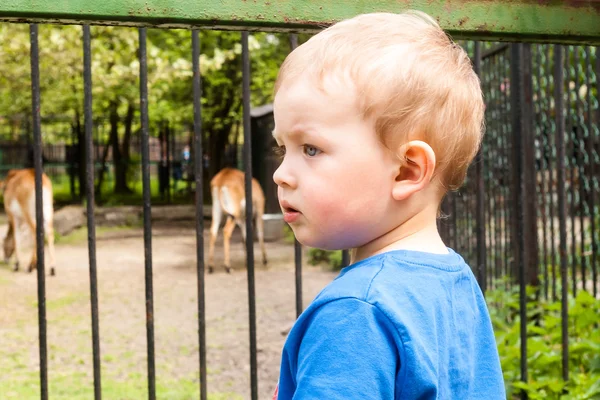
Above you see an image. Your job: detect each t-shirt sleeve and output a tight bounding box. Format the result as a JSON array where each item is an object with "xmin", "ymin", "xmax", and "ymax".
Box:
[{"xmin": 292, "ymin": 298, "xmax": 400, "ymax": 399}]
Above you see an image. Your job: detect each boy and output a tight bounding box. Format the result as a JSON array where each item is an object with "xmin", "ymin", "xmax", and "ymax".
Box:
[{"xmin": 271, "ymin": 10, "xmax": 505, "ymax": 400}]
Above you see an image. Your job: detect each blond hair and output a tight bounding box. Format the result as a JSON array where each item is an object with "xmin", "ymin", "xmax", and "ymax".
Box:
[{"xmin": 275, "ymin": 11, "xmax": 484, "ymax": 192}]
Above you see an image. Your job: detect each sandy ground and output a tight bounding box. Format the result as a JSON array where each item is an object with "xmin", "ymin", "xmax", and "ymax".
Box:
[{"xmin": 0, "ymin": 218, "xmax": 338, "ymax": 399}]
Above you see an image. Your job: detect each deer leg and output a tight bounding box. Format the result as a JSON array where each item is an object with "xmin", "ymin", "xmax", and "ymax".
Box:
[
  {"xmin": 4, "ymin": 216, "xmax": 19, "ymax": 271},
  {"xmin": 46, "ymin": 220, "xmax": 56, "ymax": 276},
  {"xmin": 12, "ymin": 220, "xmax": 22, "ymax": 272},
  {"xmin": 23, "ymin": 214, "xmax": 37, "ymax": 273},
  {"xmin": 238, "ymin": 218, "xmax": 247, "ymax": 245},
  {"xmin": 256, "ymin": 215, "xmax": 267, "ymax": 267},
  {"xmin": 222, "ymin": 216, "xmax": 236, "ymax": 274},
  {"xmin": 208, "ymin": 188, "xmax": 223, "ymax": 274}
]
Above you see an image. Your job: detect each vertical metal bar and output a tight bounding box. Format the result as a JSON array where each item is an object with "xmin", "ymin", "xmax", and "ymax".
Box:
[
  {"xmin": 510, "ymin": 43, "xmax": 528, "ymax": 398},
  {"xmin": 289, "ymin": 33, "xmax": 298, "ymax": 49},
  {"xmin": 482, "ymin": 55, "xmax": 494, "ymax": 290},
  {"xmin": 294, "ymin": 240, "xmax": 303, "ymax": 318},
  {"xmin": 192, "ymin": 29, "xmax": 207, "ymax": 400},
  {"xmin": 29, "ymin": 23, "xmax": 48, "ymax": 400},
  {"xmin": 342, "ymin": 250, "xmax": 350, "ymax": 268},
  {"xmin": 590, "ymin": 47, "xmax": 598, "ymax": 298},
  {"xmin": 492, "ymin": 83, "xmax": 501, "ymax": 284},
  {"xmin": 554, "ymin": 44, "xmax": 569, "ymax": 383},
  {"xmin": 474, "ymin": 42, "xmax": 486, "ymax": 293},
  {"xmin": 241, "ymin": 31, "xmax": 258, "ymax": 400},
  {"xmin": 573, "ymin": 47, "xmax": 587, "ymax": 293},
  {"xmin": 83, "ymin": 24, "xmax": 102, "ymax": 400},
  {"xmin": 523, "ymin": 44, "xmax": 539, "ymax": 289},
  {"xmin": 501, "ymin": 54, "xmax": 512, "ymax": 284},
  {"xmin": 565, "ymin": 47, "xmax": 578, "ymax": 297},
  {"xmin": 451, "ymin": 193, "xmax": 458, "ymax": 251},
  {"xmin": 166, "ymin": 123, "xmax": 172, "ymax": 204},
  {"xmin": 289, "ymin": 33, "xmax": 303, "ymax": 318},
  {"xmin": 535, "ymin": 45, "xmax": 549, "ymax": 300},
  {"xmin": 465, "ymin": 190, "xmax": 473, "ymax": 264},
  {"xmin": 138, "ymin": 27, "xmax": 156, "ymax": 400},
  {"xmin": 171, "ymin": 123, "xmax": 176, "ymax": 195},
  {"xmin": 547, "ymin": 45, "xmax": 558, "ymax": 302}
]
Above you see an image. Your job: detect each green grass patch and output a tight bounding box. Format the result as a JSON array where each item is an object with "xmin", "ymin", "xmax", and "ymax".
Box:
[
  {"xmin": 0, "ymin": 372, "xmax": 243, "ymax": 400},
  {"xmin": 29, "ymin": 293, "xmax": 85, "ymax": 311},
  {"xmin": 55, "ymin": 224, "xmax": 142, "ymax": 246}
]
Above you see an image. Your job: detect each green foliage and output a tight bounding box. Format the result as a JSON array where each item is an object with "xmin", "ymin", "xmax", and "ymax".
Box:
[
  {"xmin": 0, "ymin": 24, "xmax": 292, "ymax": 139},
  {"xmin": 0, "ymin": 24, "xmax": 302, "ymax": 201},
  {"xmin": 308, "ymin": 248, "xmax": 343, "ymax": 271},
  {"xmin": 282, "ymin": 224, "xmax": 296, "ymax": 245},
  {"xmin": 487, "ymin": 285, "xmax": 600, "ymax": 399}
]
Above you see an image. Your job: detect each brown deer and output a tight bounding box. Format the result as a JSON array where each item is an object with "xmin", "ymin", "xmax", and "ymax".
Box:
[
  {"xmin": 208, "ymin": 167, "xmax": 267, "ymax": 273},
  {"xmin": 1, "ymin": 169, "xmax": 56, "ymax": 276}
]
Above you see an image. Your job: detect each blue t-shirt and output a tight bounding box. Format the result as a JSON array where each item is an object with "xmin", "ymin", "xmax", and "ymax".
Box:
[{"xmin": 276, "ymin": 249, "xmax": 505, "ymax": 399}]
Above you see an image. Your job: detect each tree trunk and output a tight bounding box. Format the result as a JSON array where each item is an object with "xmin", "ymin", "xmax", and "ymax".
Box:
[
  {"xmin": 231, "ymin": 119, "xmax": 240, "ymax": 169},
  {"xmin": 74, "ymin": 109, "xmax": 86, "ymax": 201},
  {"xmin": 95, "ymin": 134, "xmax": 112, "ymax": 204},
  {"xmin": 110, "ymin": 101, "xmax": 132, "ymax": 194},
  {"xmin": 120, "ymin": 103, "xmax": 135, "ymax": 191}
]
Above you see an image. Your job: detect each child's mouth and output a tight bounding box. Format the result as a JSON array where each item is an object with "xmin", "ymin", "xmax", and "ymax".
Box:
[{"xmin": 283, "ymin": 206, "xmax": 300, "ymax": 223}]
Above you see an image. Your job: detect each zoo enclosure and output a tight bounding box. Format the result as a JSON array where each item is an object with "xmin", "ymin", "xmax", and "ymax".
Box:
[{"xmin": 0, "ymin": 1, "xmax": 599, "ymax": 400}]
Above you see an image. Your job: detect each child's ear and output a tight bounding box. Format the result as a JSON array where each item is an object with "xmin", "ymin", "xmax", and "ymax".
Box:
[{"xmin": 392, "ymin": 140, "xmax": 436, "ymax": 201}]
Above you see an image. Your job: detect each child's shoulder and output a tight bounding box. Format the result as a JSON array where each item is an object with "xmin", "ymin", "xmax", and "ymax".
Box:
[{"xmin": 314, "ymin": 249, "xmax": 471, "ymax": 308}]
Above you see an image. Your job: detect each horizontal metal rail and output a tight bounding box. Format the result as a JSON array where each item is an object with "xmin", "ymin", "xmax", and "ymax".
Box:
[{"xmin": 0, "ymin": 0, "xmax": 599, "ymax": 44}]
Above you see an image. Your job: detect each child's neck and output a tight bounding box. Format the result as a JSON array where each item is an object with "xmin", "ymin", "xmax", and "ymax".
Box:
[{"xmin": 354, "ymin": 204, "xmax": 447, "ymax": 263}]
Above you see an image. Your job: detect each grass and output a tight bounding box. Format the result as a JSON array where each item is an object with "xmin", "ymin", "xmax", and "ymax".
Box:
[
  {"xmin": 54, "ymin": 225, "xmax": 142, "ymax": 246},
  {"xmin": 0, "ymin": 371, "xmax": 243, "ymax": 400}
]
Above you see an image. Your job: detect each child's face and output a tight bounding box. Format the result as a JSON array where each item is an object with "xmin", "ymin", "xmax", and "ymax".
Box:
[{"xmin": 272, "ymin": 76, "xmax": 399, "ymax": 250}]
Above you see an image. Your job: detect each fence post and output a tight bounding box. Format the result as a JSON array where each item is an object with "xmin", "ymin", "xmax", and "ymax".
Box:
[
  {"xmin": 29, "ymin": 22, "xmax": 49, "ymax": 400},
  {"xmin": 288, "ymin": 33, "xmax": 304, "ymax": 318},
  {"xmin": 522, "ymin": 44, "xmax": 540, "ymax": 289},
  {"xmin": 510, "ymin": 42, "xmax": 529, "ymax": 399},
  {"xmin": 473, "ymin": 41, "xmax": 487, "ymax": 293},
  {"xmin": 554, "ymin": 44, "xmax": 570, "ymax": 383},
  {"xmin": 241, "ymin": 31, "xmax": 259, "ymax": 400}
]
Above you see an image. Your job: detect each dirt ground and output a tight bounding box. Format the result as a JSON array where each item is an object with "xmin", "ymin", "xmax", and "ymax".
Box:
[{"xmin": 0, "ymin": 217, "xmax": 337, "ymax": 400}]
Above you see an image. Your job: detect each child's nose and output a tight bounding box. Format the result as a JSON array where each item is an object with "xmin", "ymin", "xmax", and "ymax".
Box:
[{"xmin": 273, "ymin": 160, "xmax": 297, "ymax": 189}]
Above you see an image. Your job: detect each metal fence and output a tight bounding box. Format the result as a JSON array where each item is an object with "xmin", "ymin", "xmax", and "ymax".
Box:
[
  {"xmin": 441, "ymin": 42, "xmax": 599, "ymax": 385},
  {"xmin": 0, "ymin": 5, "xmax": 599, "ymax": 400}
]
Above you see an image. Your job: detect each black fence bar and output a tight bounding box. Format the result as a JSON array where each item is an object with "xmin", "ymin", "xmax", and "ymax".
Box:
[
  {"xmin": 534, "ymin": 45, "xmax": 548, "ymax": 300},
  {"xmin": 573, "ymin": 47, "xmax": 587, "ymax": 294},
  {"xmin": 289, "ymin": 33, "xmax": 303, "ymax": 318},
  {"xmin": 83, "ymin": 24, "xmax": 102, "ymax": 400},
  {"xmin": 501, "ymin": 57, "xmax": 512, "ymax": 286},
  {"xmin": 510, "ymin": 43, "xmax": 528, "ymax": 398},
  {"xmin": 590, "ymin": 47, "xmax": 598, "ymax": 298},
  {"xmin": 554, "ymin": 44, "xmax": 570, "ymax": 383},
  {"xmin": 138, "ymin": 27, "xmax": 156, "ymax": 400},
  {"xmin": 166, "ymin": 122, "xmax": 172, "ymax": 204},
  {"xmin": 523, "ymin": 44, "xmax": 539, "ymax": 290},
  {"xmin": 474, "ymin": 42, "xmax": 486, "ymax": 293},
  {"xmin": 29, "ymin": 23, "xmax": 49, "ymax": 400},
  {"xmin": 241, "ymin": 31, "xmax": 258, "ymax": 400},
  {"xmin": 342, "ymin": 250, "xmax": 350, "ymax": 268},
  {"xmin": 294, "ymin": 240, "xmax": 303, "ymax": 317},
  {"xmin": 192, "ymin": 29, "xmax": 208, "ymax": 400},
  {"xmin": 565, "ymin": 48, "xmax": 578, "ymax": 297},
  {"xmin": 546, "ymin": 44, "xmax": 558, "ymax": 301}
]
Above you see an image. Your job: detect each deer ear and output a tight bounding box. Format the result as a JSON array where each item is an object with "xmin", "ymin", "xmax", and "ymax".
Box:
[{"xmin": 391, "ymin": 140, "xmax": 436, "ymax": 201}]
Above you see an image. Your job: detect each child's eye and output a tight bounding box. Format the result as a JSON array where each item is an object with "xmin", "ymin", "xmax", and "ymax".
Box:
[
  {"xmin": 272, "ymin": 145, "xmax": 286, "ymax": 159},
  {"xmin": 303, "ymin": 145, "xmax": 321, "ymax": 157}
]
